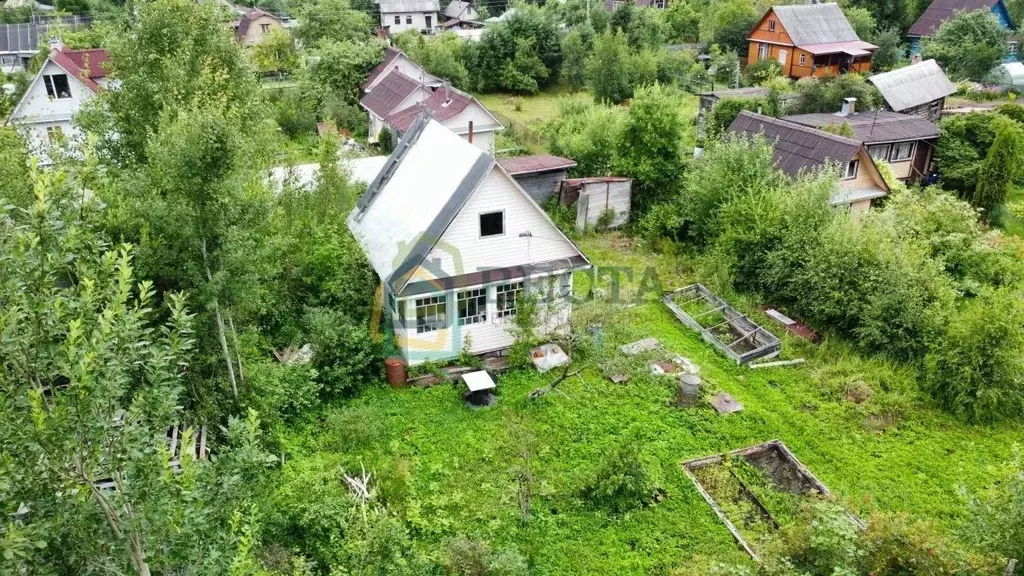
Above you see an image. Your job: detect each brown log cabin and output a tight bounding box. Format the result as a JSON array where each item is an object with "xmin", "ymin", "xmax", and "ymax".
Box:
[{"xmin": 746, "ymin": 3, "xmax": 877, "ymax": 79}]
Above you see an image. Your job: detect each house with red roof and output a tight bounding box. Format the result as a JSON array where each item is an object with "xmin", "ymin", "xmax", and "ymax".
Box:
[
  {"xmin": 359, "ymin": 69, "xmax": 432, "ymax": 143},
  {"xmin": 384, "ymin": 83, "xmax": 503, "ymax": 152},
  {"xmin": 231, "ymin": 8, "xmax": 284, "ymax": 47},
  {"xmin": 6, "ymin": 42, "xmax": 110, "ymax": 164}
]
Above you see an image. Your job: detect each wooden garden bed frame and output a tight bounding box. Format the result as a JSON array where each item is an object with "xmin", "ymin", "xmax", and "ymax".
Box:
[{"xmin": 663, "ymin": 285, "xmax": 781, "ymax": 365}]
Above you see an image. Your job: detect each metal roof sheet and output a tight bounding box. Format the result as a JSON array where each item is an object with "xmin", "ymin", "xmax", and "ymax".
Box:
[
  {"xmin": 386, "ymin": 85, "xmax": 473, "ymax": 132},
  {"xmin": 770, "ymin": 3, "xmax": 861, "ymax": 46},
  {"xmin": 728, "ymin": 111, "xmax": 861, "ymax": 177},
  {"xmin": 868, "ymin": 59, "xmax": 956, "ymax": 111},
  {"xmin": 378, "ymin": 0, "xmax": 439, "ymax": 13},
  {"xmin": 359, "ymin": 70, "xmax": 422, "ymax": 117},
  {"xmin": 908, "ymin": 0, "xmax": 999, "ymax": 37},
  {"xmin": 782, "ymin": 110, "xmax": 940, "ymax": 143},
  {"xmin": 497, "ymin": 154, "xmax": 577, "ymax": 175}
]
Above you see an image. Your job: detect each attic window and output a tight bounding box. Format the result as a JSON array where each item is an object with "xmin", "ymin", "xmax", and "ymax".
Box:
[
  {"xmin": 768, "ymin": 19, "xmax": 776, "ymax": 31},
  {"xmin": 43, "ymin": 73, "xmax": 71, "ymax": 100},
  {"xmin": 479, "ymin": 211, "xmax": 504, "ymax": 237},
  {"xmin": 260, "ymin": 23, "xmax": 270, "ymax": 33},
  {"xmin": 844, "ymin": 160, "xmax": 859, "ymax": 180}
]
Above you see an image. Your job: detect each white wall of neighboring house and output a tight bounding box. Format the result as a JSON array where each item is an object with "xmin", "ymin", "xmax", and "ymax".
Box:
[
  {"xmin": 365, "ymin": 55, "xmax": 439, "ymax": 92},
  {"xmin": 441, "ymin": 102, "xmax": 503, "ymax": 153},
  {"xmin": 8, "ymin": 59, "xmax": 97, "ymax": 163},
  {"xmin": 381, "ymin": 11, "xmax": 438, "ymax": 33}
]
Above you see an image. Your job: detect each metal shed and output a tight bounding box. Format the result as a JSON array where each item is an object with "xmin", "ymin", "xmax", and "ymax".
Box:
[
  {"xmin": 556, "ymin": 177, "xmax": 632, "ymax": 232},
  {"xmin": 498, "ymin": 154, "xmax": 577, "ymax": 204}
]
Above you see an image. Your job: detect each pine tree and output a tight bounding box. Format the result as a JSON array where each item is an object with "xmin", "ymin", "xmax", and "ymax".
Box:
[{"xmin": 973, "ymin": 118, "xmax": 1023, "ymax": 217}]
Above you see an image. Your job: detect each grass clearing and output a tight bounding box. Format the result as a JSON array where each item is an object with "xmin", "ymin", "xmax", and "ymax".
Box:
[{"xmin": 276, "ymin": 233, "xmax": 1019, "ymax": 574}]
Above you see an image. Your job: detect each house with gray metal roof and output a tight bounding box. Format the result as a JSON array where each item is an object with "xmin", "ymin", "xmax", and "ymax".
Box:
[
  {"xmin": 728, "ymin": 110, "xmax": 890, "ymax": 215},
  {"xmin": 377, "ymin": 0, "xmax": 440, "ymax": 34},
  {"xmin": 347, "ymin": 116, "xmax": 590, "ymax": 364},
  {"xmin": 784, "ymin": 101, "xmax": 940, "ymax": 182},
  {"xmin": 746, "ymin": 3, "xmax": 876, "ymax": 79},
  {"xmin": 867, "ymin": 59, "xmax": 956, "ymax": 122}
]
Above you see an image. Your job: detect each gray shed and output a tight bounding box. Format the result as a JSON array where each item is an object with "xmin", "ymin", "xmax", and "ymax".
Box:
[
  {"xmin": 556, "ymin": 177, "xmax": 632, "ymax": 232},
  {"xmin": 498, "ymin": 154, "xmax": 577, "ymax": 204},
  {"xmin": 868, "ymin": 60, "xmax": 955, "ymax": 122}
]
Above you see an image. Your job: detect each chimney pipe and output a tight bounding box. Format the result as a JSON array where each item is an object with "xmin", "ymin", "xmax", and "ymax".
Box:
[
  {"xmin": 468, "ymin": 120, "xmax": 474, "ymax": 143},
  {"xmin": 839, "ymin": 97, "xmax": 857, "ymax": 117}
]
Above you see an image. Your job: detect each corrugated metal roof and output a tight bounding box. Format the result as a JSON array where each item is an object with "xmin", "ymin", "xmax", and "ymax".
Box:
[
  {"xmin": 728, "ymin": 111, "xmax": 861, "ymax": 177},
  {"xmin": 868, "ymin": 60, "xmax": 956, "ymax": 112},
  {"xmin": 386, "ymin": 85, "xmax": 472, "ymax": 132},
  {"xmin": 800, "ymin": 40, "xmax": 877, "ymax": 55},
  {"xmin": 770, "ymin": 3, "xmax": 861, "ymax": 46},
  {"xmin": 359, "ymin": 70, "xmax": 422, "ymax": 117},
  {"xmin": 698, "ymin": 86, "xmax": 771, "ymax": 100},
  {"xmin": 362, "ymin": 46, "xmax": 402, "ymax": 91},
  {"xmin": 783, "ymin": 110, "xmax": 940, "ymax": 143},
  {"xmin": 498, "ymin": 154, "xmax": 577, "ymax": 175},
  {"xmin": 378, "ymin": 0, "xmax": 439, "ymax": 13},
  {"xmin": 908, "ymin": 0, "xmax": 999, "ymax": 37}
]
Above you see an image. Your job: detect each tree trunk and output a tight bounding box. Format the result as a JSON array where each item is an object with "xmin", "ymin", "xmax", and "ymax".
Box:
[
  {"xmin": 226, "ymin": 310, "xmax": 244, "ymax": 384},
  {"xmin": 201, "ymin": 237, "xmax": 238, "ymax": 398}
]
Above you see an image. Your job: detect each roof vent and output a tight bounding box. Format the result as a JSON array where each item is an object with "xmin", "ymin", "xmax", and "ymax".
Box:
[{"xmin": 837, "ymin": 97, "xmax": 856, "ymax": 117}]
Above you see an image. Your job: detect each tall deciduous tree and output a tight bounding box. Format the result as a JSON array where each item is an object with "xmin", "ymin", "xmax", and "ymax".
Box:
[
  {"xmin": 614, "ymin": 83, "xmax": 684, "ymax": 213},
  {"xmin": 562, "ymin": 26, "xmax": 592, "ymax": 92},
  {"xmin": 588, "ymin": 31, "xmax": 632, "ymax": 104},
  {"xmin": 252, "ymin": 28, "xmax": 300, "ymax": 76},
  {"xmin": 293, "ymin": 0, "xmax": 374, "ymax": 46},
  {"xmin": 922, "ymin": 9, "xmax": 1008, "ymax": 81}
]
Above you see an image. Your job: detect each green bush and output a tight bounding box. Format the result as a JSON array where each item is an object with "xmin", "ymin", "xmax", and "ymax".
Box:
[
  {"xmin": 440, "ymin": 536, "xmax": 528, "ymax": 576},
  {"xmin": 581, "ymin": 440, "xmax": 653, "ymax": 513},
  {"xmin": 272, "ymin": 88, "xmax": 318, "ymax": 138},
  {"xmin": 303, "ymin": 307, "xmax": 383, "ymax": 398}
]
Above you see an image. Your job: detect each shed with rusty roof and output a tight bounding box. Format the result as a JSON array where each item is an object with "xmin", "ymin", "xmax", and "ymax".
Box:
[{"xmin": 497, "ymin": 155, "xmax": 577, "ymax": 203}]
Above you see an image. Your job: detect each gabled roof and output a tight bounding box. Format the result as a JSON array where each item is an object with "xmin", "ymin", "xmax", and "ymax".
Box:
[
  {"xmin": 728, "ymin": 111, "xmax": 862, "ymax": 177},
  {"xmin": 868, "ymin": 60, "xmax": 957, "ymax": 111},
  {"xmin": 363, "ymin": 46, "xmax": 402, "ymax": 90},
  {"xmin": 498, "ymin": 154, "xmax": 577, "ymax": 175},
  {"xmin": 359, "ymin": 70, "xmax": 422, "ymax": 117},
  {"xmin": 49, "ymin": 46, "xmax": 109, "ymax": 93},
  {"xmin": 443, "ymin": 0, "xmax": 476, "ymax": 19},
  {"xmin": 235, "ymin": 8, "xmax": 281, "ymax": 40},
  {"xmin": 386, "ymin": 85, "xmax": 502, "ymax": 135},
  {"xmin": 908, "ymin": 0, "xmax": 1002, "ymax": 37},
  {"xmin": 782, "ymin": 111, "xmax": 940, "ymax": 144},
  {"xmin": 763, "ymin": 3, "xmax": 862, "ymax": 46},
  {"xmin": 378, "ymin": 0, "xmax": 440, "ymax": 13}
]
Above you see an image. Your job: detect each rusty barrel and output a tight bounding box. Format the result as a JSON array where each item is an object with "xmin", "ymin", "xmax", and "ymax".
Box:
[{"xmin": 385, "ymin": 356, "xmax": 407, "ymax": 387}]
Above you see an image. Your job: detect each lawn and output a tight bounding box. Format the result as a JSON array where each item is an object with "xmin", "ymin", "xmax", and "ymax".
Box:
[
  {"xmin": 276, "ymin": 233, "xmax": 1019, "ymax": 574},
  {"xmin": 1003, "ymin": 185, "xmax": 1024, "ymax": 237}
]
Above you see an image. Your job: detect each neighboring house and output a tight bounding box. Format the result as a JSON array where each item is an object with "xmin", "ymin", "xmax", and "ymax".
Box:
[
  {"xmin": 605, "ymin": 0, "xmax": 666, "ymax": 10},
  {"xmin": 7, "ymin": 43, "xmax": 109, "ymax": 164},
  {"xmin": 347, "ymin": 117, "xmax": 591, "ymax": 364},
  {"xmin": 441, "ymin": 17, "xmax": 486, "ymax": 40},
  {"xmin": 497, "ymin": 154, "xmax": 577, "ymax": 204},
  {"xmin": 378, "ymin": 0, "xmax": 440, "ymax": 34},
  {"xmin": 384, "ymin": 84, "xmax": 504, "ymax": 152},
  {"xmin": 232, "ymin": 8, "xmax": 284, "ymax": 47},
  {"xmin": 867, "ymin": 59, "xmax": 956, "ymax": 122},
  {"xmin": 907, "ymin": 0, "xmax": 1018, "ymax": 60},
  {"xmin": 443, "ymin": 0, "xmax": 479, "ymax": 21},
  {"xmin": 746, "ymin": 3, "xmax": 877, "ymax": 78},
  {"xmin": 783, "ymin": 100, "xmax": 940, "ymax": 182},
  {"xmin": 359, "ymin": 69, "xmax": 431, "ymax": 143},
  {"xmin": 0, "ymin": 15, "xmax": 91, "ymax": 73},
  {"xmin": 362, "ymin": 46, "xmax": 443, "ymax": 93},
  {"xmin": 728, "ymin": 110, "xmax": 890, "ymax": 215},
  {"xmin": 484, "ymin": 7, "xmax": 515, "ymax": 23}
]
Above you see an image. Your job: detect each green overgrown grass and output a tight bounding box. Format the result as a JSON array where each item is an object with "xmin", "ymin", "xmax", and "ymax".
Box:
[{"xmin": 273, "ymin": 233, "xmax": 1020, "ymax": 574}]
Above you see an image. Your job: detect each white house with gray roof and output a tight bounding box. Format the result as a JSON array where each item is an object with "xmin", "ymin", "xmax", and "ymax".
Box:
[
  {"xmin": 348, "ymin": 117, "xmax": 590, "ymax": 364},
  {"xmin": 377, "ymin": 0, "xmax": 440, "ymax": 34}
]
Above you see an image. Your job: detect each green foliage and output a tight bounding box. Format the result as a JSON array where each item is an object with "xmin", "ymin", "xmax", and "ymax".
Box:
[
  {"xmin": 743, "ymin": 58, "xmax": 783, "ymax": 86},
  {"xmin": 473, "ymin": 4, "xmax": 561, "ymax": 92},
  {"xmin": 441, "ymin": 536, "xmax": 528, "ymax": 576},
  {"xmin": 562, "ymin": 25, "xmax": 592, "ymax": 92},
  {"xmin": 252, "ymin": 29, "xmax": 300, "ymax": 76},
  {"xmin": 545, "ymin": 95, "xmax": 626, "ymax": 176},
  {"xmin": 303, "ymin": 307, "xmax": 382, "ymax": 398},
  {"xmin": 0, "ymin": 127, "xmax": 31, "ymax": 208},
  {"xmin": 704, "ymin": 95, "xmax": 781, "ymax": 141},
  {"xmin": 582, "ymin": 440, "xmax": 653, "ymax": 513},
  {"xmin": 293, "ymin": 0, "xmax": 374, "ymax": 47},
  {"xmin": 499, "ymin": 38, "xmax": 550, "ymax": 94},
  {"xmin": 321, "ymin": 94, "xmax": 369, "ymax": 137},
  {"xmin": 395, "ymin": 31, "xmax": 473, "ymax": 90},
  {"xmin": 665, "ymin": 0, "xmax": 701, "ymax": 43},
  {"xmin": 270, "ymin": 87, "xmax": 318, "ymax": 138},
  {"xmin": 924, "ymin": 287, "xmax": 1024, "ymax": 423},
  {"xmin": 844, "ymin": 5, "xmax": 877, "ymax": 38},
  {"xmin": 936, "ymin": 110, "xmax": 1024, "ymax": 201},
  {"xmin": 303, "ymin": 39, "xmax": 382, "ymax": 107},
  {"xmin": 963, "ymin": 456, "xmax": 1024, "ymax": 562},
  {"xmin": 614, "ymin": 83, "xmax": 685, "ymax": 213},
  {"xmin": 588, "ymin": 31, "xmax": 633, "ymax": 104},
  {"xmin": 869, "ymin": 27, "xmax": 904, "ymax": 72},
  {"xmin": 973, "ymin": 116, "xmax": 1023, "ymax": 215},
  {"xmin": 700, "ymin": 0, "xmax": 759, "ymax": 53},
  {"xmin": 789, "ymin": 73, "xmax": 882, "ymax": 114},
  {"xmin": 922, "ymin": 9, "xmax": 1009, "ymax": 81}
]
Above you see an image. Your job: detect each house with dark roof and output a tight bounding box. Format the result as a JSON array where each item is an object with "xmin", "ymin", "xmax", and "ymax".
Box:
[
  {"xmin": 867, "ymin": 60, "xmax": 956, "ymax": 122},
  {"xmin": 728, "ymin": 110, "xmax": 890, "ymax": 215},
  {"xmin": 362, "ymin": 46, "xmax": 443, "ymax": 94},
  {"xmin": 746, "ymin": 3, "xmax": 877, "ymax": 79},
  {"xmin": 783, "ymin": 100, "xmax": 940, "ymax": 182},
  {"xmin": 231, "ymin": 8, "xmax": 284, "ymax": 47},
  {"xmin": 378, "ymin": 0, "xmax": 440, "ymax": 34},
  {"xmin": 7, "ymin": 42, "xmax": 109, "ymax": 164},
  {"xmin": 359, "ymin": 69, "xmax": 431, "ymax": 143},
  {"xmin": 907, "ymin": 0, "xmax": 1017, "ymax": 60},
  {"xmin": 384, "ymin": 84, "xmax": 504, "ymax": 152},
  {"xmin": 347, "ymin": 117, "xmax": 590, "ymax": 364}
]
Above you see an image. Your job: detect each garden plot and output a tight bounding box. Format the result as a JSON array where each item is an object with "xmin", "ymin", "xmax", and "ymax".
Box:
[
  {"xmin": 683, "ymin": 440, "xmax": 860, "ymax": 560},
  {"xmin": 663, "ymin": 285, "xmax": 780, "ymax": 364}
]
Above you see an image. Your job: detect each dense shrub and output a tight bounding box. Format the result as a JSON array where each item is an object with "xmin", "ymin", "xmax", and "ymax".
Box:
[
  {"xmin": 303, "ymin": 307, "xmax": 383, "ymax": 397},
  {"xmin": 545, "ymin": 96, "xmax": 625, "ymax": 176},
  {"xmin": 441, "ymin": 537, "xmax": 528, "ymax": 576},
  {"xmin": 270, "ymin": 88, "xmax": 317, "ymax": 138},
  {"xmin": 963, "ymin": 459, "xmax": 1024, "ymax": 562},
  {"xmin": 582, "ymin": 440, "xmax": 653, "ymax": 513},
  {"xmin": 788, "ymin": 73, "xmax": 882, "ymax": 114}
]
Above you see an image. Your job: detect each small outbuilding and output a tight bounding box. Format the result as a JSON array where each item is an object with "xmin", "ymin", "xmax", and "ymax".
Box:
[
  {"xmin": 991, "ymin": 61, "xmax": 1024, "ymax": 92},
  {"xmin": 497, "ymin": 154, "xmax": 577, "ymax": 204},
  {"xmin": 868, "ymin": 59, "xmax": 956, "ymax": 122},
  {"xmin": 556, "ymin": 177, "xmax": 632, "ymax": 232}
]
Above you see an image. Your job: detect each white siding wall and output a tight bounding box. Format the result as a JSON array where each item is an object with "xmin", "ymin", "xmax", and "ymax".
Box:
[
  {"xmin": 380, "ymin": 11, "xmax": 438, "ymax": 34},
  {"xmin": 417, "ymin": 166, "xmax": 580, "ymax": 279},
  {"xmin": 444, "ymin": 102, "xmax": 502, "ymax": 152},
  {"xmin": 9, "ymin": 60, "xmax": 95, "ymax": 164},
  {"xmin": 365, "ymin": 55, "xmax": 437, "ymax": 92}
]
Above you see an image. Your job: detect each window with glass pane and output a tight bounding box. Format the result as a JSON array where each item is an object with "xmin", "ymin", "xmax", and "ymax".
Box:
[
  {"xmin": 496, "ymin": 282, "xmax": 523, "ymax": 318},
  {"xmin": 415, "ymin": 295, "xmax": 446, "ymax": 333},
  {"xmin": 890, "ymin": 141, "xmax": 914, "ymax": 161},
  {"xmin": 868, "ymin": 144, "xmax": 890, "ymax": 161},
  {"xmin": 457, "ymin": 288, "xmax": 487, "ymax": 325},
  {"xmin": 844, "ymin": 160, "xmax": 858, "ymax": 179}
]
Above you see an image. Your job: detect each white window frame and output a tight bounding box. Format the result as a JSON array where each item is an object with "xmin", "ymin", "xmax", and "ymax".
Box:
[
  {"xmin": 495, "ymin": 282, "xmax": 523, "ymax": 320},
  {"xmin": 844, "ymin": 159, "xmax": 859, "ymax": 180},
  {"xmin": 868, "ymin": 144, "xmax": 890, "ymax": 162},
  {"xmin": 43, "ymin": 73, "xmax": 72, "ymax": 100},
  {"xmin": 415, "ymin": 294, "xmax": 447, "ymax": 334},
  {"xmin": 798, "ymin": 53, "xmax": 806, "ymax": 66},
  {"xmin": 890, "ymin": 141, "xmax": 915, "ymax": 162},
  {"xmin": 457, "ymin": 288, "xmax": 487, "ymax": 326},
  {"xmin": 479, "ymin": 210, "xmax": 505, "ymax": 238},
  {"xmin": 758, "ymin": 43, "xmax": 769, "ymax": 60}
]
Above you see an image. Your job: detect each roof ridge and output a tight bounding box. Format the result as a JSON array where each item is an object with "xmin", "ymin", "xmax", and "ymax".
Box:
[{"xmin": 737, "ymin": 111, "xmax": 862, "ymax": 146}]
